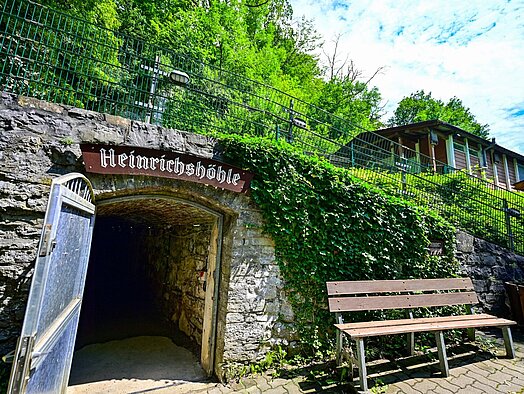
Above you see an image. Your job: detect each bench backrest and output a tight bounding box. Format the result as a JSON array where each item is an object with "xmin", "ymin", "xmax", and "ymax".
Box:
[{"xmin": 327, "ymin": 278, "xmax": 478, "ymax": 312}]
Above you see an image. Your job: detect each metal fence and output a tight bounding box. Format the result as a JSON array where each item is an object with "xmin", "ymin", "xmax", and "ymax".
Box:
[{"xmin": 1, "ymin": 0, "xmax": 523, "ymax": 254}]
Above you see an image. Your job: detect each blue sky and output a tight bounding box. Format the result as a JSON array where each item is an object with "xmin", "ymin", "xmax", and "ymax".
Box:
[{"xmin": 289, "ymin": 0, "xmax": 524, "ymax": 155}]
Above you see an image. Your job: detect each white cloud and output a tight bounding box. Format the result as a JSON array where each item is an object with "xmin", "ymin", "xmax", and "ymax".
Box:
[{"xmin": 290, "ymin": 0, "xmax": 524, "ymax": 155}]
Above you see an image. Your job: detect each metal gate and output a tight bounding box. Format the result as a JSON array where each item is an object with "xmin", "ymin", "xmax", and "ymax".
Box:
[{"xmin": 8, "ymin": 174, "xmax": 96, "ymax": 394}]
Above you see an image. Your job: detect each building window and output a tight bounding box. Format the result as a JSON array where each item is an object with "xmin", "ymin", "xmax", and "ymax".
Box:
[
  {"xmin": 454, "ymin": 142, "xmax": 466, "ymax": 153},
  {"xmin": 479, "ymin": 149, "xmax": 487, "ymax": 167},
  {"xmin": 518, "ymin": 163, "xmax": 524, "ymax": 181},
  {"xmin": 469, "ymin": 147, "xmax": 481, "ymax": 161}
]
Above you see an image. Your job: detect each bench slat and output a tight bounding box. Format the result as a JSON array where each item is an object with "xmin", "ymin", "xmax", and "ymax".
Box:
[
  {"xmin": 336, "ymin": 313, "xmax": 503, "ymax": 330},
  {"xmin": 327, "ymin": 278, "xmax": 474, "ymax": 296},
  {"xmin": 328, "ymin": 291, "xmax": 478, "ymax": 312},
  {"xmin": 336, "ymin": 315, "xmax": 516, "ymax": 338}
]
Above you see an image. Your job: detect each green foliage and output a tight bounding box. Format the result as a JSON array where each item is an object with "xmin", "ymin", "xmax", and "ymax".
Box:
[
  {"xmin": 222, "ymin": 345, "xmax": 287, "ymax": 381},
  {"xmin": 111, "ymin": 0, "xmax": 322, "ymax": 97},
  {"xmin": 351, "ymin": 168, "xmax": 524, "ymax": 254},
  {"xmin": 251, "ymin": 345, "xmax": 288, "ymax": 375},
  {"xmin": 2, "ymin": 0, "xmax": 123, "ymax": 109},
  {"xmin": 388, "ymin": 90, "xmax": 490, "ymax": 138},
  {"xmin": 313, "ymin": 79, "xmax": 383, "ymax": 142},
  {"xmin": 370, "ymin": 381, "xmax": 389, "ymax": 394},
  {"xmin": 219, "ymin": 134, "xmax": 459, "ymax": 354},
  {"xmin": 6, "ymin": 0, "xmax": 389, "ymax": 134},
  {"xmin": 5, "ymin": 1, "xmax": 491, "ymax": 139}
]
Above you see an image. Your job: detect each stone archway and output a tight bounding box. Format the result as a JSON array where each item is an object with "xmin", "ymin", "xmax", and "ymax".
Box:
[{"xmin": 68, "ymin": 192, "xmax": 228, "ymax": 391}]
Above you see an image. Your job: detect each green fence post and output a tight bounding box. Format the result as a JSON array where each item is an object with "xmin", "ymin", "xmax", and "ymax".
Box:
[
  {"xmin": 287, "ymin": 99, "xmax": 294, "ymax": 143},
  {"xmin": 503, "ymin": 199, "xmax": 515, "ymax": 252}
]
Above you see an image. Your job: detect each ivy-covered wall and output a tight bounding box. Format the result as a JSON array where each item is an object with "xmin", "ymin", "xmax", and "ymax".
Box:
[{"xmin": 219, "ymin": 135, "xmax": 460, "ymax": 351}]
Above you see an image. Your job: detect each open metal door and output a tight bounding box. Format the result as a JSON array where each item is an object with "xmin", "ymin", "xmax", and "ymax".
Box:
[{"xmin": 8, "ymin": 173, "xmax": 96, "ymax": 394}]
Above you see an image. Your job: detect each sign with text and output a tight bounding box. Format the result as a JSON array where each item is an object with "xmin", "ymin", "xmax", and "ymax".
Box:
[{"xmin": 81, "ymin": 144, "xmax": 253, "ymax": 193}]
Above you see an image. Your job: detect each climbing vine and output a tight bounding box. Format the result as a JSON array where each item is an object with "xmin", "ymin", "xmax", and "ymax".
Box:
[{"xmin": 219, "ymin": 134, "xmax": 459, "ymax": 353}]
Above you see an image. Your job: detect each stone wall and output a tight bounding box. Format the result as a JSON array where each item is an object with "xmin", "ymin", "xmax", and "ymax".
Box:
[
  {"xmin": 145, "ymin": 224, "xmax": 212, "ymax": 346},
  {"xmin": 223, "ymin": 219, "xmax": 297, "ymax": 361},
  {"xmin": 0, "ymin": 93, "xmax": 294, "ymax": 375},
  {"xmin": 456, "ymin": 230, "xmax": 524, "ymax": 316}
]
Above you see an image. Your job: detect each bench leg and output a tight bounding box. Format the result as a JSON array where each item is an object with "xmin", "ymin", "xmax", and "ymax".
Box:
[
  {"xmin": 335, "ymin": 313, "xmax": 343, "ymax": 365},
  {"xmin": 435, "ymin": 331, "xmax": 449, "ymax": 377},
  {"xmin": 355, "ymin": 338, "xmax": 368, "ymax": 392},
  {"xmin": 406, "ymin": 310, "xmax": 415, "ymax": 356},
  {"xmin": 502, "ymin": 326, "xmax": 516, "ymax": 359},
  {"xmin": 406, "ymin": 332, "xmax": 415, "ymax": 356},
  {"xmin": 465, "ymin": 305, "xmax": 475, "ymax": 341},
  {"xmin": 467, "ymin": 328, "xmax": 475, "ymax": 342}
]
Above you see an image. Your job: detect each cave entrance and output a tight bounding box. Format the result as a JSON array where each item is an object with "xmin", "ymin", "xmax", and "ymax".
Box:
[{"xmin": 70, "ymin": 195, "xmax": 223, "ymax": 388}]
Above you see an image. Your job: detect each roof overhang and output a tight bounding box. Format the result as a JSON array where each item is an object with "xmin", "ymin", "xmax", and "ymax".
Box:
[{"xmin": 371, "ymin": 120, "xmax": 524, "ymax": 162}]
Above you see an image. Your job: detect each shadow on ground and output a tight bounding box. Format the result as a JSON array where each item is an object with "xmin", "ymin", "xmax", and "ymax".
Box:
[{"xmin": 267, "ymin": 327, "xmax": 524, "ymax": 393}]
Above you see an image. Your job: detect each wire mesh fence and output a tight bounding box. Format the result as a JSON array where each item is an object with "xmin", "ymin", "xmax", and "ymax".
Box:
[
  {"xmin": 0, "ymin": 0, "xmax": 366, "ymax": 141},
  {"xmin": 323, "ymin": 136, "xmax": 524, "ymax": 254},
  {"xmin": 1, "ymin": 0, "xmax": 523, "ymax": 254}
]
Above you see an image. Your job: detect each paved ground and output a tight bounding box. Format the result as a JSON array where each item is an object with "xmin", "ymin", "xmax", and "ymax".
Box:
[
  {"xmin": 203, "ymin": 328, "xmax": 524, "ymax": 394},
  {"xmin": 68, "ymin": 327, "xmax": 524, "ymax": 393}
]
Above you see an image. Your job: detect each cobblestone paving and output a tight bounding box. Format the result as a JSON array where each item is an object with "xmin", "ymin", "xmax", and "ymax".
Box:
[
  {"xmin": 190, "ymin": 328, "xmax": 524, "ymax": 393},
  {"xmin": 382, "ymin": 328, "xmax": 524, "ymax": 394}
]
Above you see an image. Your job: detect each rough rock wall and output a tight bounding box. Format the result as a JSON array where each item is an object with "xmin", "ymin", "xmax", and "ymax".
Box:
[
  {"xmin": 222, "ymin": 218, "xmax": 297, "ymax": 362},
  {"xmin": 456, "ymin": 230, "xmax": 524, "ymax": 316},
  {"xmin": 0, "ymin": 93, "xmax": 294, "ymax": 370},
  {"xmin": 145, "ymin": 224, "xmax": 212, "ymax": 345}
]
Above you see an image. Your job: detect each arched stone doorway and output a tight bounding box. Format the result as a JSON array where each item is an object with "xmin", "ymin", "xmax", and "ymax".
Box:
[{"xmin": 69, "ymin": 191, "xmax": 229, "ymax": 390}]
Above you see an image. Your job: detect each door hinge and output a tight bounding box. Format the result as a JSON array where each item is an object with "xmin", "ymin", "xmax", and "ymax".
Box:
[
  {"xmin": 8, "ymin": 336, "xmax": 35, "ymax": 394},
  {"xmin": 39, "ymin": 224, "xmax": 56, "ymax": 257}
]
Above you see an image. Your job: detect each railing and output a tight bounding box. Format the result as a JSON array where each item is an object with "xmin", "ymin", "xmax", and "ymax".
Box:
[
  {"xmin": 289, "ymin": 127, "xmax": 524, "ymax": 253},
  {"xmin": 0, "ymin": 0, "xmax": 367, "ymax": 142},
  {"xmin": 1, "ymin": 0, "xmax": 523, "ymax": 254}
]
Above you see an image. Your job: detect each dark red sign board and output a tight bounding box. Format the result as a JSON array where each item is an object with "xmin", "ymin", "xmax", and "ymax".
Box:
[{"xmin": 81, "ymin": 143, "xmax": 253, "ymax": 193}]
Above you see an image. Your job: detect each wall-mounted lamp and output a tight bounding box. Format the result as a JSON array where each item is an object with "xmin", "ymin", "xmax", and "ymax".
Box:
[
  {"xmin": 137, "ymin": 62, "xmax": 191, "ymax": 123},
  {"xmin": 170, "ymin": 70, "xmax": 190, "ymax": 87},
  {"xmin": 506, "ymin": 208, "xmax": 521, "ymax": 218},
  {"xmin": 292, "ymin": 117, "xmax": 307, "ymax": 129}
]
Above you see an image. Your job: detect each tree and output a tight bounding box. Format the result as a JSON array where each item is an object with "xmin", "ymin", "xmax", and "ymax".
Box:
[
  {"xmin": 388, "ymin": 90, "xmax": 490, "ymax": 139},
  {"xmin": 6, "ymin": 0, "xmax": 382, "ymax": 138},
  {"xmin": 309, "ymin": 34, "xmax": 386, "ymax": 141}
]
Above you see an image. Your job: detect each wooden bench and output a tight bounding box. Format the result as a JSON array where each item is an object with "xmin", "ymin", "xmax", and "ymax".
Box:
[{"xmin": 327, "ymin": 278, "xmax": 517, "ymax": 392}]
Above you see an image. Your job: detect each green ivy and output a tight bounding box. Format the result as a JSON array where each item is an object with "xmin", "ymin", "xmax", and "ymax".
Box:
[{"xmin": 218, "ymin": 135, "xmax": 459, "ymax": 354}]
